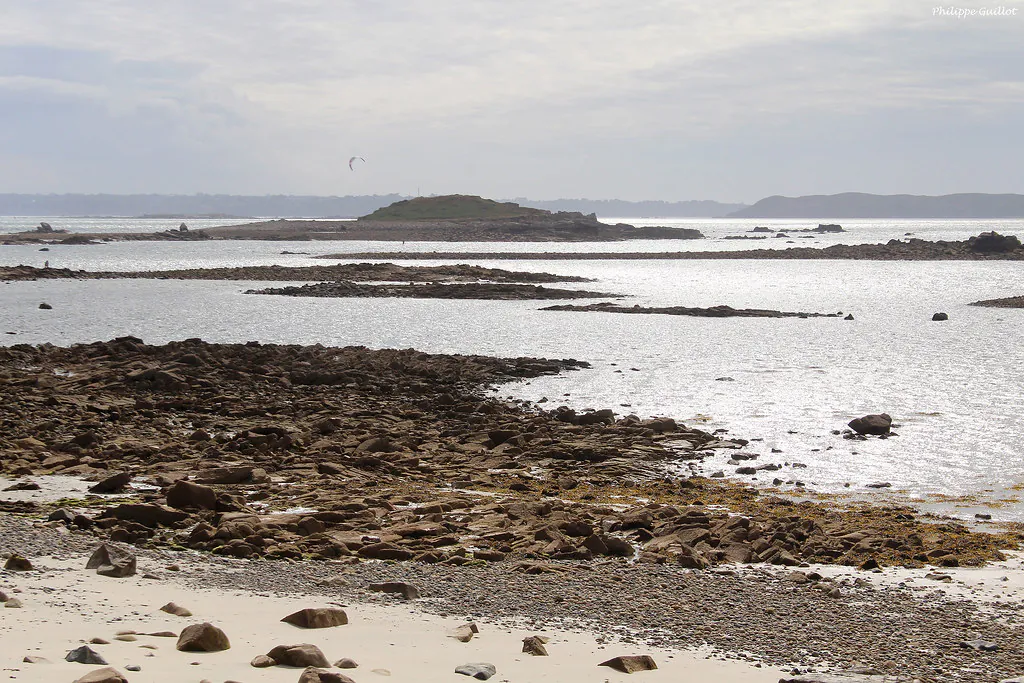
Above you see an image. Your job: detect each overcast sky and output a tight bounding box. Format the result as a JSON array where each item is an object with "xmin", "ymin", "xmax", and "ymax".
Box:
[{"xmin": 0, "ymin": 1, "xmax": 1021, "ymax": 202}]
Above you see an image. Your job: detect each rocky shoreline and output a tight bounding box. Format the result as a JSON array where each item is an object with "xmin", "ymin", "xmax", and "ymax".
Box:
[
  {"xmin": 540, "ymin": 302, "xmax": 846, "ymax": 319},
  {"xmin": 245, "ymin": 282, "xmax": 618, "ymax": 300},
  {"xmin": 0, "ymin": 338, "xmax": 1015, "ymax": 573},
  {"xmin": 4, "ymin": 338, "xmax": 1024, "ymax": 681},
  {"xmin": 0, "ymin": 263, "xmax": 592, "ymax": 284},
  {"xmin": 969, "ymin": 295, "xmax": 1024, "ymax": 308}
]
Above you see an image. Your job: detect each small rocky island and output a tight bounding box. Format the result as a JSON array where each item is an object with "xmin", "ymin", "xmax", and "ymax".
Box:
[
  {"xmin": 198, "ymin": 195, "xmax": 705, "ymax": 242},
  {"xmin": 246, "ymin": 282, "xmax": 619, "ymax": 300},
  {"xmin": 541, "ymin": 302, "xmax": 846, "ymax": 318}
]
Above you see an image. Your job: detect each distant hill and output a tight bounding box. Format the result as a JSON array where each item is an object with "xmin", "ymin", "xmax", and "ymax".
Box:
[
  {"xmin": 514, "ymin": 198, "xmax": 745, "ymax": 217},
  {"xmin": 0, "ymin": 194, "xmax": 745, "ymax": 219},
  {"xmin": 360, "ymin": 195, "xmax": 549, "ymax": 221},
  {"xmin": 729, "ymin": 193, "xmax": 1024, "ymax": 219}
]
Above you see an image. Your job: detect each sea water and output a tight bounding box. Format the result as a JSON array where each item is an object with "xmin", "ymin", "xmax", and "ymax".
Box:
[{"xmin": 2, "ymin": 218, "xmax": 1023, "ymax": 520}]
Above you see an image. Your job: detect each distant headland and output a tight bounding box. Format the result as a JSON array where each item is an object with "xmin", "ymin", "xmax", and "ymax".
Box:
[{"xmin": 729, "ymin": 192, "xmax": 1024, "ymax": 219}]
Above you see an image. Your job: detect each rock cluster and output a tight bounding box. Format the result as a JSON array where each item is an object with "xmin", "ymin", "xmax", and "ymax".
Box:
[{"xmin": 0, "ymin": 338, "xmax": 1014, "ymax": 572}]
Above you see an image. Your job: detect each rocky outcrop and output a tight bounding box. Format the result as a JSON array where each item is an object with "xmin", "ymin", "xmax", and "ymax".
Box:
[
  {"xmin": 247, "ymin": 282, "xmax": 618, "ymax": 300},
  {"xmin": 0, "ymin": 263, "xmax": 593, "ymax": 284},
  {"xmin": 0, "ymin": 338, "xmax": 1013, "ymax": 571},
  {"xmin": 541, "ymin": 302, "xmax": 844, "ymax": 318}
]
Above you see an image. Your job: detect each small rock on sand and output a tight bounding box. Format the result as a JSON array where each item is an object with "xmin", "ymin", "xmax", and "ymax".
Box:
[
  {"xmin": 66, "ymin": 645, "xmax": 109, "ymax": 665},
  {"xmin": 599, "ymin": 655, "xmax": 658, "ymax": 673},
  {"xmin": 160, "ymin": 602, "xmax": 192, "ymax": 617},
  {"xmin": 522, "ymin": 635, "xmax": 549, "ymax": 656},
  {"xmin": 281, "ymin": 607, "xmax": 349, "ymax": 628},
  {"xmin": 86, "ymin": 544, "xmax": 137, "ymax": 578},
  {"xmin": 454, "ymin": 663, "xmax": 497, "ymax": 680},
  {"xmin": 297, "ymin": 668, "xmax": 356, "ymax": 683},
  {"xmin": 72, "ymin": 668, "xmax": 128, "ymax": 683},
  {"xmin": 267, "ymin": 643, "xmax": 330, "ymax": 667},
  {"xmin": 176, "ymin": 623, "xmax": 230, "ymax": 652},
  {"xmin": 4, "ymin": 554, "xmax": 33, "ymax": 571}
]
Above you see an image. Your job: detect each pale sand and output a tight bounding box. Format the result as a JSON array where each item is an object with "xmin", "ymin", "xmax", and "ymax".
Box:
[{"xmin": 1, "ymin": 555, "xmax": 787, "ymax": 683}]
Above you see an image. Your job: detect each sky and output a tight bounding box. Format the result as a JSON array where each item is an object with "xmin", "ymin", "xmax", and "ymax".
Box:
[{"xmin": 0, "ymin": 1, "xmax": 1021, "ymax": 202}]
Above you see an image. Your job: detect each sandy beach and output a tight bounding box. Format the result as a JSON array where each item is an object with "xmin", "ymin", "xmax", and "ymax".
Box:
[{"xmin": 2, "ymin": 532, "xmax": 786, "ymax": 683}]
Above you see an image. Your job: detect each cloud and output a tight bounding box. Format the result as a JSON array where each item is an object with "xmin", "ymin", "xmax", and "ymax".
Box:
[{"xmin": 0, "ymin": 0, "xmax": 1020, "ymax": 197}]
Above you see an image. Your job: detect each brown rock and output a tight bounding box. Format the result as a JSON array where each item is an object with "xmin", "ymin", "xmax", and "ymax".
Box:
[
  {"xmin": 848, "ymin": 414, "xmax": 892, "ymax": 436},
  {"xmin": 72, "ymin": 667, "xmax": 128, "ymax": 683},
  {"xmin": 522, "ymin": 635, "xmax": 549, "ymax": 656},
  {"xmin": 88, "ymin": 472, "xmax": 132, "ymax": 494},
  {"xmin": 159, "ymin": 602, "xmax": 192, "ymax": 617},
  {"xmin": 297, "ymin": 668, "xmax": 356, "ymax": 683},
  {"xmin": 599, "ymin": 655, "xmax": 658, "ymax": 673},
  {"xmin": 335, "ymin": 658, "xmax": 359, "ymax": 668},
  {"xmin": 267, "ymin": 643, "xmax": 330, "ymax": 667},
  {"xmin": 4, "ymin": 554, "xmax": 33, "ymax": 571},
  {"xmin": 368, "ymin": 581, "xmax": 420, "ymax": 599},
  {"xmin": 166, "ymin": 480, "xmax": 217, "ymax": 510},
  {"xmin": 176, "ymin": 623, "xmax": 230, "ymax": 652},
  {"xmin": 86, "ymin": 544, "xmax": 137, "ymax": 578},
  {"xmin": 251, "ymin": 654, "xmax": 275, "ymax": 667},
  {"xmin": 281, "ymin": 607, "xmax": 349, "ymax": 629}
]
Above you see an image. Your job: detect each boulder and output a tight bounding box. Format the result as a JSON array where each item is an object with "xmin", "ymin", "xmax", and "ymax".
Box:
[
  {"xmin": 88, "ymin": 472, "xmax": 132, "ymax": 494},
  {"xmin": 72, "ymin": 668, "xmax": 128, "ymax": 683},
  {"xmin": 932, "ymin": 312, "xmax": 949, "ymax": 321},
  {"xmin": 194, "ymin": 466, "xmax": 255, "ymax": 485},
  {"xmin": 297, "ymin": 669, "xmax": 356, "ymax": 683},
  {"xmin": 176, "ymin": 623, "xmax": 230, "ymax": 652},
  {"xmin": 4, "ymin": 554, "xmax": 32, "ymax": 571},
  {"xmin": 281, "ymin": 607, "xmax": 349, "ymax": 629},
  {"xmin": 166, "ymin": 480, "xmax": 217, "ymax": 510},
  {"xmin": 267, "ymin": 643, "xmax": 330, "ymax": 668},
  {"xmin": 455, "ymin": 663, "xmax": 497, "ymax": 680},
  {"xmin": 522, "ymin": 635, "xmax": 549, "ymax": 656},
  {"xmin": 86, "ymin": 544, "xmax": 137, "ymax": 578},
  {"xmin": 599, "ymin": 655, "xmax": 658, "ymax": 673},
  {"xmin": 66, "ymin": 645, "xmax": 109, "ymax": 665},
  {"xmin": 335, "ymin": 658, "xmax": 359, "ymax": 668},
  {"xmin": 251, "ymin": 655, "xmax": 276, "ymax": 667},
  {"xmin": 368, "ymin": 581, "xmax": 420, "ymax": 599},
  {"xmin": 847, "ymin": 413, "xmax": 892, "ymax": 436}
]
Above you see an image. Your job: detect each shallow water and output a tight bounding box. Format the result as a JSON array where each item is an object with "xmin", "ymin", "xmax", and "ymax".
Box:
[{"xmin": 2, "ymin": 219, "xmax": 1023, "ymax": 521}]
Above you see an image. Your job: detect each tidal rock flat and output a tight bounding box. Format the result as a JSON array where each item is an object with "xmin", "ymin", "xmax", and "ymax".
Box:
[
  {"xmin": 541, "ymin": 302, "xmax": 844, "ymax": 318},
  {"xmin": 195, "ymin": 215, "xmax": 704, "ymax": 242},
  {"xmin": 323, "ymin": 231, "xmax": 1024, "ymax": 261},
  {"xmin": 0, "ymin": 338, "xmax": 1013, "ymax": 574},
  {"xmin": 0, "ymin": 263, "xmax": 591, "ymax": 284},
  {"xmin": 969, "ymin": 295, "xmax": 1024, "ymax": 308},
  {"xmin": 245, "ymin": 282, "xmax": 619, "ymax": 300}
]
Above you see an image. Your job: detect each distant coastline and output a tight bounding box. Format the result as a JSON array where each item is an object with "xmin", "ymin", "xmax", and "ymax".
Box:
[{"xmin": 729, "ymin": 192, "xmax": 1024, "ymax": 219}]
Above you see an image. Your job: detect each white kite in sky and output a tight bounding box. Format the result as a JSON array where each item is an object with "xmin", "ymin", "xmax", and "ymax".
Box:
[{"xmin": 349, "ymin": 156, "xmax": 365, "ymax": 171}]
